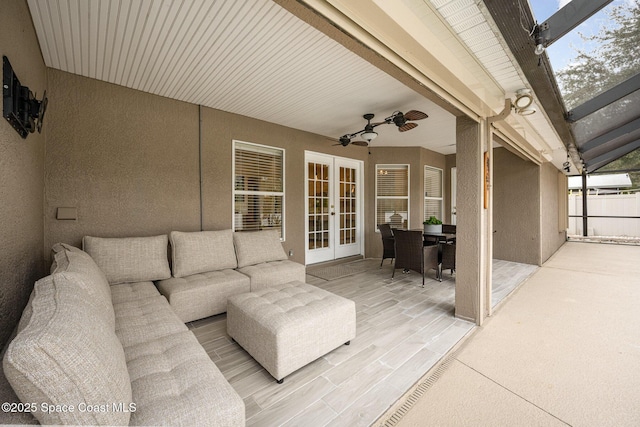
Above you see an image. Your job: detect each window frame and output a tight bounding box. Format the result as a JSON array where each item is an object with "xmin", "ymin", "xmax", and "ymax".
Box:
[
  {"xmin": 232, "ymin": 140, "xmax": 286, "ymax": 241},
  {"xmin": 424, "ymin": 165, "xmax": 444, "ymax": 222},
  {"xmin": 375, "ymin": 164, "xmax": 410, "ymax": 232}
]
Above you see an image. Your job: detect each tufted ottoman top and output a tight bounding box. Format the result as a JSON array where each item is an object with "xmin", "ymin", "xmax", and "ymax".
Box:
[{"xmin": 227, "ymin": 281, "xmax": 352, "ymax": 332}]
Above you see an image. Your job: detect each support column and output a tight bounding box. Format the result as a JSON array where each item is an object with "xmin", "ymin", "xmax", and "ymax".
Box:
[{"xmin": 455, "ymin": 116, "xmax": 490, "ymax": 325}]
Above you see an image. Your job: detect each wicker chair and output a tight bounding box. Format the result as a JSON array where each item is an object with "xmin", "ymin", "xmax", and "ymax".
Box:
[
  {"xmin": 441, "ymin": 242, "xmax": 456, "ymax": 277},
  {"xmin": 392, "ymin": 229, "xmax": 440, "ymax": 286},
  {"xmin": 378, "ymin": 223, "xmax": 395, "ymax": 267}
]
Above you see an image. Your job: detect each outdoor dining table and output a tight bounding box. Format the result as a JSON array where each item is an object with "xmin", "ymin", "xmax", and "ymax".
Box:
[{"xmin": 415, "ymin": 231, "xmax": 457, "ymax": 244}]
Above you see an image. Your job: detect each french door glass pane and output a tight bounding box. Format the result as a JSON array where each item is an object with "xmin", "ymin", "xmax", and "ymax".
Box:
[
  {"xmin": 308, "ymin": 162, "xmax": 330, "ymax": 249},
  {"xmin": 340, "ymin": 167, "xmax": 356, "ymax": 245}
]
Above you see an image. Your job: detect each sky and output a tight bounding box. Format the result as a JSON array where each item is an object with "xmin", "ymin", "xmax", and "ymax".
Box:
[{"xmin": 528, "ymin": 0, "xmax": 624, "ymax": 71}]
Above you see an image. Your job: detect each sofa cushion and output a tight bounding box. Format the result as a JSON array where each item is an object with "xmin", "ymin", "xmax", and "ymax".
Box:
[
  {"xmin": 157, "ymin": 269, "xmax": 250, "ymax": 322},
  {"xmin": 170, "ymin": 230, "xmax": 237, "ymax": 278},
  {"xmin": 114, "ymin": 294, "xmax": 188, "ymax": 349},
  {"xmin": 3, "ymin": 273, "xmax": 132, "ymax": 426},
  {"xmin": 110, "ymin": 281, "xmax": 162, "ymax": 305},
  {"xmin": 233, "ymin": 230, "xmax": 287, "ymax": 268},
  {"xmin": 83, "ymin": 235, "xmax": 171, "ymax": 284},
  {"xmin": 126, "ymin": 331, "xmax": 245, "ymax": 426},
  {"xmin": 50, "ymin": 242, "xmax": 115, "ymax": 327},
  {"xmin": 237, "ymin": 260, "xmax": 306, "ymax": 291}
]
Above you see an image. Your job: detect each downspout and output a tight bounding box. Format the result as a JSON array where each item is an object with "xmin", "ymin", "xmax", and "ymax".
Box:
[{"xmin": 488, "ymin": 99, "xmax": 513, "ymax": 124}]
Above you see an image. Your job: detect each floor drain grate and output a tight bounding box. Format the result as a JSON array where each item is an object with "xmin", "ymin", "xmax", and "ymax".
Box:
[{"xmin": 381, "ymin": 351, "xmax": 458, "ymax": 427}]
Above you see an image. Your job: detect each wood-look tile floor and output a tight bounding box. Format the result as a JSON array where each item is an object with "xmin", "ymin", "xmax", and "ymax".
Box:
[{"xmin": 187, "ymin": 258, "xmax": 533, "ymax": 427}]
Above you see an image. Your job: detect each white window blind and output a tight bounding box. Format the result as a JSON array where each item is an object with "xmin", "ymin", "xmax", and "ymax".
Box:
[
  {"xmin": 233, "ymin": 141, "xmax": 284, "ymax": 238},
  {"xmin": 424, "ymin": 166, "xmax": 443, "ymax": 221},
  {"xmin": 376, "ymin": 164, "xmax": 409, "ymax": 230}
]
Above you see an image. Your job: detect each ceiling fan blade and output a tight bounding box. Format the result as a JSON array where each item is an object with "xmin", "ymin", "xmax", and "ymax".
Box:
[
  {"xmin": 351, "ymin": 140, "xmax": 369, "ymax": 146},
  {"xmin": 404, "ymin": 110, "xmax": 428, "ymax": 121},
  {"xmin": 398, "ymin": 122, "xmax": 418, "ymax": 132}
]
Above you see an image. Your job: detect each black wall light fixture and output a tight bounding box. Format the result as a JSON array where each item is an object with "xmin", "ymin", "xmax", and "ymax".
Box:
[{"xmin": 3, "ymin": 56, "xmax": 48, "ymax": 139}]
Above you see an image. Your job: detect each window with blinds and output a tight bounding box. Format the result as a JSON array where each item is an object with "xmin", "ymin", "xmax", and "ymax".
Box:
[
  {"xmin": 424, "ymin": 166, "xmax": 443, "ymax": 221},
  {"xmin": 376, "ymin": 164, "xmax": 409, "ymax": 231},
  {"xmin": 233, "ymin": 141, "xmax": 285, "ymax": 238}
]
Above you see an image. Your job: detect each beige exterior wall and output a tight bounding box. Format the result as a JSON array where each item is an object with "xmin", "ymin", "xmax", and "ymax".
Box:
[
  {"xmin": 44, "ymin": 70, "xmax": 201, "ymax": 252},
  {"xmin": 540, "ymin": 162, "xmax": 567, "ymax": 263},
  {"xmin": 44, "ymin": 70, "xmax": 368, "ymax": 266},
  {"xmin": 493, "ymin": 147, "xmax": 541, "ymax": 265},
  {"xmin": 0, "ymin": 0, "xmax": 47, "ymax": 346}
]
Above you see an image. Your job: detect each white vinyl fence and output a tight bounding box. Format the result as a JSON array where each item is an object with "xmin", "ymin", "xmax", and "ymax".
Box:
[{"xmin": 568, "ymin": 193, "xmax": 640, "ymax": 237}]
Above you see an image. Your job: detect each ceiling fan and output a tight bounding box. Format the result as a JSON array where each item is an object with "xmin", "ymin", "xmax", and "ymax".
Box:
[{"xmin": 335, "ymin": 110, "xmax": 428, "ymax": 147}]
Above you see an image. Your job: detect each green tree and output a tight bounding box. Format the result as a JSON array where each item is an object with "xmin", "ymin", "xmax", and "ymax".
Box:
[
  {"xmin": 556, "ymin": 1, "xmax": 640, "ymax": 110},
  {"xmin": 556, "ymin": 1, "xmax": 640, "ymax": 187}
]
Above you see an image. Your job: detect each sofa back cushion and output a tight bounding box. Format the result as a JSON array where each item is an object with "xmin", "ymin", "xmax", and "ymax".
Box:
[
  {"xmin": 3, "ymin": 273, "xmax": 132, "ymax": 426},
  {"xmin": 49, "ymin": 243, "xmax": 115, "ymax": 327},
  {"xmin": 170, "ymin": 230, "xmax": 237, "ymax": 278},
  {"xmin": 233, "ymin": 230, "xmax": 287, "ymax": 268},
  {"xmin": 83, "ymin": 235, "xmax": 171, "ymax": 284}
]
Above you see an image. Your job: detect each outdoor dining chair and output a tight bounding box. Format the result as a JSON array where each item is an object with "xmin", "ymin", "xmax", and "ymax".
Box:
[
  {"xmin": 441, "ymin": 242, "xmax": 456, "ymax": 278},
  {"xmin": 379, "ymin": 223, "xmax": 395, "ymax": 267},
  {"xmin": 392, "ymin": 229, "xmax": 440, "ymax": 286}
]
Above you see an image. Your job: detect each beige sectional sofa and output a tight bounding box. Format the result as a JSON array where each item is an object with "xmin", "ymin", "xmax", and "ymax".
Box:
[
  {"xmin": 2, "ymin": 229, "xmax": 306, "ymax": 425},
  {"xmin": 3, "ymin": 238, "xmax": 245, "ymax": 426}
]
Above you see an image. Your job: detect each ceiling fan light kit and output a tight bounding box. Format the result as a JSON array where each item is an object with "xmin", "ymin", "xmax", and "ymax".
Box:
[{"xmin": 336, "ymin": 110, "xmax": 428, "ymax": 147}]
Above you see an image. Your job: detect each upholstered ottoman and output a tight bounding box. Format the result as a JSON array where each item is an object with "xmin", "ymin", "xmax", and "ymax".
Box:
[{"xmin": 227, "ymin": 281, "xmax": 356, "ymax": 383}]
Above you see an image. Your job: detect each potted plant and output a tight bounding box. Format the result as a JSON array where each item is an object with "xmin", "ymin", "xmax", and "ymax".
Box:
[{"xmin": 423, "ymin": 216, "xmax": 443, "ymax": 234}]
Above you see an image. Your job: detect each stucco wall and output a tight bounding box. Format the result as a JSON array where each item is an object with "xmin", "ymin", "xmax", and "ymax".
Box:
[
  {"xmin": 540, "ymin": 161, "xmax": 567, "ymax": 263},
  {"xmin": 0, "ymin": 0, "xmax": 47, "ymax": 346},
  {"xmin": 493, "ymin": 147, "xmax": 541, "ymax": 265},
  {"xmin": 44, "ymin": 70, "xmax": 201, "ymax": 251},
  {"xmin": 44, "ymin": 70, "xmax": 368, "ymax": 266}
]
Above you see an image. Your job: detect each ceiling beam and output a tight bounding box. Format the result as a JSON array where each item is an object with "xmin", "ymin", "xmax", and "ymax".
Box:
[
  {"xmin": 568, "ymin": 73, "xmax": 640, "ymax": 122},
  {"xmin": 581, "ymin": 117, "xmax": 640, "ymax": 153},
  {"xmin": 586, "ymin": 139, "xmax": 640, "ymax": 172},
  {"xmin": 537, "ymin": 0, "xmax": 613, "ymax": 48}
]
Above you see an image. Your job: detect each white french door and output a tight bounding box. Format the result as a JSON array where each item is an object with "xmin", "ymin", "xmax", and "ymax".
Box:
[{"xmin": 305, "ymin": 152, "xmax": 363, "ymax": 264}]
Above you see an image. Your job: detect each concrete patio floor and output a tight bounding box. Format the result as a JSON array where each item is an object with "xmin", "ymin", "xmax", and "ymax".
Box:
[{"xmin": 380, "ymin": 241, "xmax": 640, "ymax": 427}]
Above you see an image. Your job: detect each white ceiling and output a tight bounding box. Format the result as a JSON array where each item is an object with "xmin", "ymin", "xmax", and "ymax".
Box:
[{"xmin": 27, "ymin": 0, "xmax": 456, "ymax": 153}]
